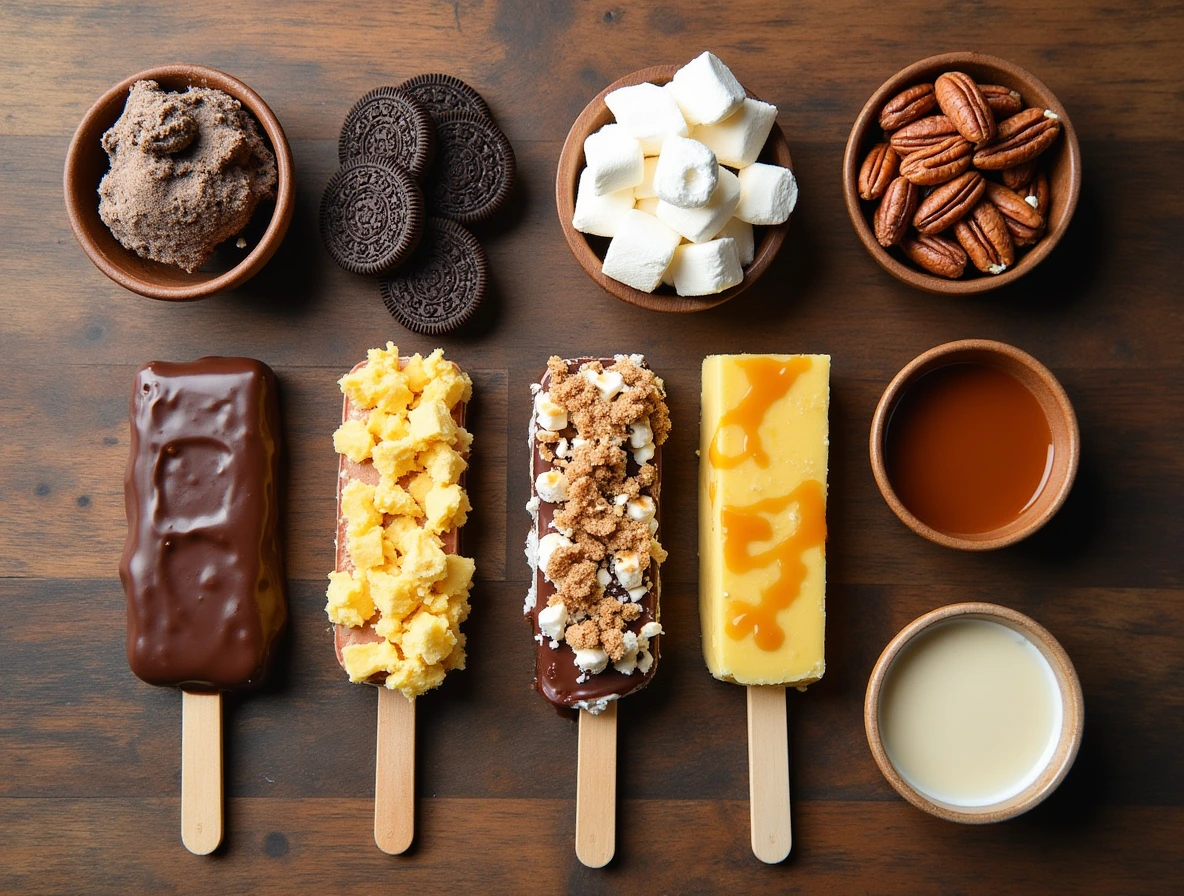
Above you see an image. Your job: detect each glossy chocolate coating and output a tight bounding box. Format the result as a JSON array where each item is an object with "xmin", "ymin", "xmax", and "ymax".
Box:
[
  {"xmin": 121, "ymin": 358, "xmax": 286, "ymax": 691},
  {"xmin": 528, "ymin": 358, "xmax": 662, "ymax": 711}
]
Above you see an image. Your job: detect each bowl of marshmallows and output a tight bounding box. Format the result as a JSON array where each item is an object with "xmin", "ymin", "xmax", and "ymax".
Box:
[{"xmin": 557, "ymin": 52, "xmax": 797, "ymax": 312}]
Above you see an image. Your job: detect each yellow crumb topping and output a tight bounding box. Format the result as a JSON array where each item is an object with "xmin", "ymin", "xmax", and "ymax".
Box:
[{"xmin": 326, "ymin": 343, "xmax": 475, "ymax": 699}]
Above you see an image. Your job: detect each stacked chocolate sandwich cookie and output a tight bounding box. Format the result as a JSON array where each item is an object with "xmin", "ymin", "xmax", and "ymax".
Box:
[{"xmin": 320, "ymin": 74, "xmax": 515, "ymax": 333}]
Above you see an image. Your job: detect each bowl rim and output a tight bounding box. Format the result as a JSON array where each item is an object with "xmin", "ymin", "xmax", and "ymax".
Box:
[
  {"xmin": 868, "ymin": 338, "xmax": 1080, "ymax": 550},
  {"xmin": 864, "ymin": 602, "xmax": 1085, "ymax": 824},
  {"xmin": 555, "ymin": 63, "xmax": 793, "ymax": 313},
  {"xmin": 63, "ymin": 63, "xmax": 295, "ymax": 302},
  {"xmin": 842, "ymin": 51, "xmax": 1082, "ymax": 295}
]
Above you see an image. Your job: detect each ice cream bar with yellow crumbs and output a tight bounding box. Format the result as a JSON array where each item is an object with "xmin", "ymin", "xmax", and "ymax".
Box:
[{"xmin": 699, "ymin": 353, "xmax": 830, "ymax": 864}]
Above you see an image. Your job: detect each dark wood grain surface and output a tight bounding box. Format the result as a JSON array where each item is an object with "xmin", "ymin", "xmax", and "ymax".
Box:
[{"xmin": 2, "ymin": 2, "xmax": 1181, "ymax": 893}]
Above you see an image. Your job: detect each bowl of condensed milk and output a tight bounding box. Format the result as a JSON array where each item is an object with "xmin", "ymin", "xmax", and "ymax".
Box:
[{"xmin": 865, "ymin": 603, "xmax": 1083, "ymax": 823}]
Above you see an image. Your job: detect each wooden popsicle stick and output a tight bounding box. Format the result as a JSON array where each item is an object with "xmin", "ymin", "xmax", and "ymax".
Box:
[
  {"xmin": 575, "ymin": 702, "xmax": 617, "ymax": 868},
  {"xmin": 374, "ymin": 687, "xmax": 415, "ymax": 854},
  {"xmin": 747, "ymin": 684, "xmax": 792, "ymax": 864},
  {"xmin": 181, "ymin": 690, "xmax": 223, "ymax": 855}
]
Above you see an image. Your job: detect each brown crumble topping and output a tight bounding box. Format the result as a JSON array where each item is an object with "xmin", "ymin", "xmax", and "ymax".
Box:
[{"xmin": 540, "ymin": 356, "xmax": 669, "ymax": 659}]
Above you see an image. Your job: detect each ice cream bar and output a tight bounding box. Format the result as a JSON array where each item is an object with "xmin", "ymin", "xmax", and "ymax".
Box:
[
  {"xmin": 525, "ymin": 355, "xmax": 670, "ymax": 714},
  {"xmin": 699, "ymin": 354, "xmax": 829, "ymax": 686},
  {"xmin": 327, "ymin": 347, "xmax": 474, "ymax": 696},
  {"xmin": 699, "ymin": 353, "xmax": 829, "ymax": 864},
  {"xmin": 121, "ymin": 357, "xmax": 286, "ymax": 691}
]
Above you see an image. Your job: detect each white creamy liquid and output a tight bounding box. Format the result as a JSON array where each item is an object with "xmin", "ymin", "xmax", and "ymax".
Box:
[{"xmin": 879, "ymin": 618, "xmax": 1062, "ymax": 807}]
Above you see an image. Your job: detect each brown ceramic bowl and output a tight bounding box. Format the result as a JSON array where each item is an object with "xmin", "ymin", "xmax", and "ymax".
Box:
[
  {"xmin": 843, "ymin": 52, "xmax": 1081, "ymax": 294},
  {"xmin": 869, "ymin": 339, "xmax": 1079, "ymax": 550},
  {"xmin": 64, "ymin": 64, "xmax": 295, "ymax": 301},
  {"xmin": 556, "ymin": 64, "xmax": 793, "ymax": 313},
  {"xmin": 865, "ymin": 602, "xmax": 1084, "ymax": 823}
]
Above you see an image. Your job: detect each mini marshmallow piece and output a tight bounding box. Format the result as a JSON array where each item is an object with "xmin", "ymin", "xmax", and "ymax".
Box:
[
  {"xmin": 634, "ymin": 156, "xmax": 659, "ymax": 199},
  {"xmin": 692, "ymin": 97, "xmax": 777, "ymax": 168},
  {"xmin": 601, "ymin": 208, "xmax": 682, "ymax": 292},
  {"xmin": 717, "ymin": 216, "xmax": 755, "ymax": 266},
  {"xmin": 626, "ymin": 585, "xmax": 648, "ymax": 603},
  {"xmin": 633, "ymin": 441, "xmax": 655, "ymax": 465},
  {"xmin": 614, "ymin": 551, "xmax": 644, "ymax": 590},
  {"xmin": 574, "ymin": 648, "xmax": 609, "ymax": 675},
  {"xmin": 604, "ymin": 82, "xmax": 689, "ymax": 155},
  {"xmin": 583, "ymin": 125, "xmax": 644, "ymax": 196},
  {"xmin": 626, "ymin": 495, "xmax": 656, "ymax": 522},
  {"xmin": 635, "ymin": 196, "xmax": 660, "ymax": 216},
  {"xmin": 628, "ymin": 418, "xmax": 652, "ymax": 449},
  {"xmin": 667, "ymin": 237, "xmax": 744, "ymax": 297},
  {"xmin": 640, "ymin": 621, "xmax": 663, "ymax": 640},
  {"xmin": 585, "ymin": 367, "xmax": 625, "ymax": 401},
  {"xmin": 735, "ymin": 162, "xmax": 799, "ymax": 225},
  {"xmin": 572, "ymin": 168, "xmax": 636, "ymax": 237},
  {"xmin": 535, "ymin": 469, "xmax": 568, "ymax": 504},
  {"xmin": 538, "ymin": 532, "xmax": 572, "ymax": 580},
  {"xmin": 668, "ymin": 51, "xmax": 746, "ymax": 126},
  {"xmin": 596, "ymin": 566, "xmax": 612, "ymax": 587},
  {"xmin": 656, "ymin": 166, "xmax": 740, "ymax": 243},
  {"xmin": 654, "ymin": 136, "xmax": 719, "ymax": 209},
  {"xmin": 538, "ymin": 602, "xmax": 569, "ymax": 643},
  {"xmin": 534, "ymin": 391, "xmax": 567, "ymax": 431}
]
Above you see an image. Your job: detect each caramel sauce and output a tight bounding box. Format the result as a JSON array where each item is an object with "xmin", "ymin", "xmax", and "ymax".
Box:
[
  {"xmin": 886, "ymin": 362, "xmax": 1053, "ymax": 535},
  {"xmin": 708, "ymin": 356, "xmax": 811, "ymax": 469},
  {"xmin": 721, "ymin": 481, "xmax": 827, "ymax": 650}
]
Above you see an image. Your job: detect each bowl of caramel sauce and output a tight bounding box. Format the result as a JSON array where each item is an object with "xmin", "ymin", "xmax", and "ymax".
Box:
[{"xmin": 870, "ymin": 339, "xmax": 1079, "ymax": 550}]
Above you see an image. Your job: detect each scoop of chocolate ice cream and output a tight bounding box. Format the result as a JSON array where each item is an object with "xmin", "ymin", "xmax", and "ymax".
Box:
[{"xmin": 98, "ymin": 80, "xmax": 278, "ymax": 272}]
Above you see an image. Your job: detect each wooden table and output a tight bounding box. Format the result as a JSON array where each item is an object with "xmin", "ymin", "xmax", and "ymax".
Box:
[{"xmin": 2, "ymin": 2, "xmax": 1181, "ymax": 893}]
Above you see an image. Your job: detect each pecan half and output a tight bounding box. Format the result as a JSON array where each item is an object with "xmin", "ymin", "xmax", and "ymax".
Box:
[
  {"xmin": 913, "ymin": 170, "xmax": 985, "ymax": 234},
  {"xmin": 979, "ymin": 84, "xmax": 1024, "ymax": 118},
  {"xmin": 953, "ymin": 199, "xmax": 1016, "ymax": 273},
  {"xmin": 873, "ymin": 176, "xmax": 920, "ymax": 247},
  {"xmin": 973, "ymin": 107, "xmax": 1062, "ymax": 170},
  {"xmin": 1001, "ymin": 159, "xmax": 1038, "ymax": 191},
  {"xmin": 935, "ymin": 72, "xmax": 996, "ymax": 144},
  {"xmin": 888, "ymin": 115, "xmax": 959, "ymax": 154},
  {"xmin": 984, "ymin": 181, "xmax": 1045, "ymax": 246},
  {"xmin": 858, "ymin": 143, "xmax": 900, "ymax": 200},
  {"xmin": 900, "ymin": 233, "xmax": 968, "ymax": 279},
  {"xmin": 899, "ymin": 135, "xmax": 973, "ymax": 186},
  {"xmin": 1022, "ymin": 171, "xmax": 1050, "ymax": 218},
  {"xmin": 879, "ymin": 83, "xmax": 938, "ymax": 131}
]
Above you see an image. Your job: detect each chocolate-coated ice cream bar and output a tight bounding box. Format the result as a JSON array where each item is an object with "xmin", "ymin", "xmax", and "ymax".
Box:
[
  {"xmin": 120, "ymin": 357, "xmax": 286, "ymax": 691},
  {"xmin": 525, "ymin": 355, "xmax": 669, "ymax": 714}
]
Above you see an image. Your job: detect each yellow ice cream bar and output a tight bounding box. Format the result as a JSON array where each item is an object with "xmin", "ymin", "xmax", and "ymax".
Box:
[{"xmin": 699, "ymin": 354, "xmax": 829, "ymax": 686}]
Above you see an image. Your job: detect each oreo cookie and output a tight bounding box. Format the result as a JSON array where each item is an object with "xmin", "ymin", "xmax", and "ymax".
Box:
[
  {"xmin": 397, "ymin": 73, "xmax": 492, "ymax": 123},
  {"xmin": 379, "ymin": 217, "xmax": 487, "ymax": 334},
  {"xmin": 320, "ymin": 157, "xmax": 425, "ymax": 276},
  {"xmin": 426, "ymin": 112, "xmax": 516, "ymax": 225},
  {"xmin": 338, "ymin": 87, "xmax": 435, "ymax": 180}
]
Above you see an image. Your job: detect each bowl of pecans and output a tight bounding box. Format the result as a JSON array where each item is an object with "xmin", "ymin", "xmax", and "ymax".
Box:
[{"xmin": 843, "ymin": 52, "xmax": 1080, "ymax": 294}]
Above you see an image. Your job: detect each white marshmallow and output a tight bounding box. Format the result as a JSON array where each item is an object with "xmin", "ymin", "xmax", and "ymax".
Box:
[
  {"xmin": 717, "ymin": 217, "xmax": 755, "ymax": 266},
  {"xmin": 634, "ymin": 156, "xmax": 659, "ymax": 199},
  {"xmin": 538, "ymin": 532, "xmax": 572, "ymax": 580},
  {"xmin": 668, "ymin": 51, "xmax": 746, "ymax": 126},
  {"xmin": 574, "ymin": 648, "xmax": 609, "ymax": 675},
  {"xmin": 640, "ymin": 621, "xmax": 663, "ymax": 640},
  {"xmin": 692, "ymin": 97, "xmax": 777, "ymax": 168},
  {"xmin": 635, "ymin": 196, "xmax": 660, "ymax": 216},
  {"xmin": 614, "ymin": 551, "xmax": 645, "ymax": 590},
  {"xmin": 604, "ymin": 82, "xmax": 689, "ymax": 155},
  {"xmin": 584, "ymin": 367, "xmax": 625, "ymax": 401},
  {"xmin": 626, "ymin": 585, "xmax": 649, "ymax": 603},
  {"xmin": 653, "ymin": 136, "xmax": 719, "ymax": 209},
  {"xmin": 667, "ymin": 237, "xmax": 744, "ymax": 296},
  {"xmin": 534, "ymin": 390, "xmax": 567, "ymax": 431},
  {"xmin": 601, "ymin": 209, "xmax": 682, "ymax": 292},
  {"xmin": 626, "ymin": 495, "xmax": 656, "ymax": 522},
  {"xmin": 538, "ymin": 602, "xmax": 568, "ymax": 643},
  {"xmin": 612, "ymin": 630, "xmax": 642, "ymax": 675},
  {"xmin": 571, "ymin": 168, "xmax": 635, "ymax": 238},
  {"xmin": 596, "ymin": 566, "xmax": 612, "ymax": 587},
  {"xmin": 735, "ymin": 162, "xmax": 798, "ymax": 225},
  {"xmin": 628, "ymin": 418, "xmax": 652, "ymax": 449},
  {"xmin": 633, "ymin": 441, "xmax": 655, "ymax": 465},
  {"xmin": 656, "ymin": 167, "xmax": 740, "ymax": 243},
  {"xmin": 583, "ymin": 125, "xmax": 644, "ymax": 196},
  {"xmin": 535, "ymin": 469, "xmax": 568, "ymax": 504}
]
